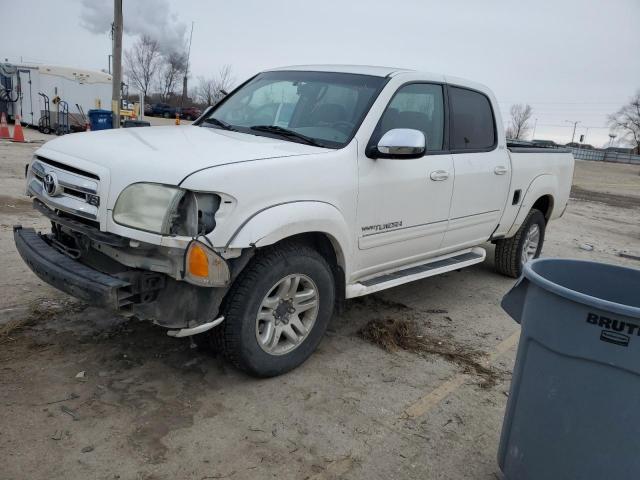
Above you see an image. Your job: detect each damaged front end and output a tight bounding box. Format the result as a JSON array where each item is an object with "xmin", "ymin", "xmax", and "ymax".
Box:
[{"xmin": 14, "ymin": 199, "xmax": 249, "ymax": 332}]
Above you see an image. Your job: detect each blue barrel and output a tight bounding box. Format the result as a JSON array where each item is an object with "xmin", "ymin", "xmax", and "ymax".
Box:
[
  {"xmin": 87, "ymin": 109, "xmax": 113, "ymax": 130},
  {"xmin": 499, "ymin": 258, "xmax": 640, "ymax": 480}
]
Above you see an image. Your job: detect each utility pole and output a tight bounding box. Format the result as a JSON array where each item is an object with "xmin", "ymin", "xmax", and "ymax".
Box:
[
  {"xmin": 564, "ymin": 120, "xmax": 580, "ymax": 144},
  {"xmin": 181, "ymin": 21, "xmax": 194, "ymax": 108},
  {"xmin": 531, "ymin": 118, "xmax": 538, "ymax": 140},
  {"xmin": 111, "ymin": 0, "xmax": 123, "ymax": 128}
]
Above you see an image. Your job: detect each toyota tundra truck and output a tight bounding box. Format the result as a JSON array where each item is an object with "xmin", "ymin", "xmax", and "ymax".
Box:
[{"xmin": 14, "ymin": 65, "xmax": 574, "ymax": 376}]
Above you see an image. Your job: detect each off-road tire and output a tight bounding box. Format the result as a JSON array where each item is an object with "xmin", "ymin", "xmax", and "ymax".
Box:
[
  {"xmin": 494, "ymin": 209, "xmax": 546, "ymax": 278},
  {"xmin": 214, "ymin": 242, "xmax": 335, "ymax": 377}
]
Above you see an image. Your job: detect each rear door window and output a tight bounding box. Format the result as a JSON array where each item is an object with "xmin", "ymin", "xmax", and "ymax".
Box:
[{"xmin": 449, "ymin": 87, "xmax": 495, "ymax": 151}]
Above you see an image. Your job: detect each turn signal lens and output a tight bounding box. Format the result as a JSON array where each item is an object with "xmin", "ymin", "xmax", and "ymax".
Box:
[
  {"xmin": 184, "ymin": 240, "xmax": 230, "ymax": 287},
  {"xmin": 188, "ymin": 243, "xmax": 209, "ymax": 278}
]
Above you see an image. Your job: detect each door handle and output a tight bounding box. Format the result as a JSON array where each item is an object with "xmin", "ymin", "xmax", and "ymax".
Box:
[
  {"xmin": 430, "ymin": 170, "xmax": 449, "ymax": 181},
  {"xmin": 494, "ymin": 166, "xmax": 508, "ymax": 175}
]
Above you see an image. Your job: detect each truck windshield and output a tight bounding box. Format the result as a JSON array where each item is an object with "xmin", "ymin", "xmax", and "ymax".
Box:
[{"xmin": 199, "ymin": 71, "xmax": 387, "ymax": 148}]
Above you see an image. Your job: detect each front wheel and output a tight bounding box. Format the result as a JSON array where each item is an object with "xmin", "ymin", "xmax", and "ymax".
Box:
[
  {"xmin": 215, "ymin": 242, "xmax": 335, "ymax": 377},
  {"xmin": 494, "ymin": 209, "xmax": 546, "ymax": 278}
]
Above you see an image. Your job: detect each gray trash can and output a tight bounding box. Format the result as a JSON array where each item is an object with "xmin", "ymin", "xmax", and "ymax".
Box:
[{"xmin": 499, "ymin": 258, "xmax": 640, "ymax": 480}]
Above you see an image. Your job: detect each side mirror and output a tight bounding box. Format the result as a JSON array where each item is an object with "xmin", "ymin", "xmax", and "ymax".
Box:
[{"xmin": 375, "ymin": 128, "xmax": 426, "ymax": 159}]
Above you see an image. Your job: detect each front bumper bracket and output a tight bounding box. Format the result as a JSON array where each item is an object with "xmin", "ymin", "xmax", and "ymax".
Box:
[{"xmin": 13, "ymin": 225, "xmax": 131, "ymax": 309}]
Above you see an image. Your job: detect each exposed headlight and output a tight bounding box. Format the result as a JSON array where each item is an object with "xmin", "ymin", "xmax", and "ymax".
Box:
[{"xmin": 113, "ymin": 183, "xmax": 219, "ymax": 236}]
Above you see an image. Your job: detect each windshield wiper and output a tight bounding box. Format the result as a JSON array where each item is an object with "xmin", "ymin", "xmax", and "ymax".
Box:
[
  {"xmin": 203, "ymin": 117, "xmax": 237, "ymax": 131},
  {"xmin": 250, "ymin": 125, "xmax": 324, "ymax": 147}
]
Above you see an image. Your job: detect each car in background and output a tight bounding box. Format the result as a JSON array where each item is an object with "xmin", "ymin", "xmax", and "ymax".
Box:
[
  {"xmin": 146, "ymin": 103, "xmax": 202, "ymax": 120},
  {"xmin": 180, "ymin": 106, "xmax": 202, "ymax": 120},
  {"xmin": 148, "ymin": 103, "xmax": 178, "ymax": 118}
]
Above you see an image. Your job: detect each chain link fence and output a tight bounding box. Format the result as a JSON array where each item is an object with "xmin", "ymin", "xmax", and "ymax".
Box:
[{"xmin": 571, "ymin": 147, "xmax": 640, "ymax": 165}]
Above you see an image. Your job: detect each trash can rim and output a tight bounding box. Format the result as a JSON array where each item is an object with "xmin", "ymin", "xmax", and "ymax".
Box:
[{"xmin": 523, "ymin": 258, "xmax": 640, "ymax": 318}]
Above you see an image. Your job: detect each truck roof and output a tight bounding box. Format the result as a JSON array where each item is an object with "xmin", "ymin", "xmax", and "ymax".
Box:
[
  {"xmin": 265, "ymin": 65, "xmax": 490, "ymax": 92},
  {"xmin": 266, "ymin": 65, "xmax": 495, "ymax": 102},
  {"xmin": 266, "ymin": 64, "xmax": 414, "ymax": 77}
]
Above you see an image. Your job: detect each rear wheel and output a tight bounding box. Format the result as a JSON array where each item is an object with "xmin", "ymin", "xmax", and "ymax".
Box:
[
  {"xmin": 494, "ymin": 209, "xmax": 546, "ymax": 278},
  {"xmin": 214, "ymin": 242, "xmax": 335, "ymax": 377}
]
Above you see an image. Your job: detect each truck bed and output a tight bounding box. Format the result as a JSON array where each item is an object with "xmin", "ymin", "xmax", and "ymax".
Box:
[{"xmin": 493, "ymin": 147, "xmax": 575, "ymax": 238}]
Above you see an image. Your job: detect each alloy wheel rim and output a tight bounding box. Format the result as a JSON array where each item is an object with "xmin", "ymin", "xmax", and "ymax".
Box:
[
  {"xmin": 255, "ymin": 274, "xmax": 319, "ymax": 356},
  {"xmin": 521, "ymin": 223, "xmax": 540, "ymax": 265}
]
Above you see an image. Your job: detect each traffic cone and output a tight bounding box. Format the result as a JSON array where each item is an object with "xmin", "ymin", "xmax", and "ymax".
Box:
[
  {"xmin": 175, "ymin": 113, "xmax": 180, "ymax": 125},
  {"xmin": 11, "ymin": 114, "xmax": 25, "ymax": 143},
  {"xmin": 0, "ymin": 112, "xmax": 10, "ymax": 139}
]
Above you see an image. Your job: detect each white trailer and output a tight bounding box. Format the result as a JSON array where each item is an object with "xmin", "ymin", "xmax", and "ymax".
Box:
[{"xmin": 0, "ymin": 63, "xmax": 112, "ymax": 130}]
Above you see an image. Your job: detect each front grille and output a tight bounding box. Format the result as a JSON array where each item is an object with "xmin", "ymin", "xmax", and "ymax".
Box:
[
  {"xmin": 35, "ymin": 156, "xmax": 99, "ymax": 180},
  {"xmin": 27, "ymin": 157, "xmax": 101, "ymax": 221}
]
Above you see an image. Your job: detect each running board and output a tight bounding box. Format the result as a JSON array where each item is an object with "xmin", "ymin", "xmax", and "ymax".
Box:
[{"xmin": 346, "ymin": 247, "xmax": 486, "ymax": 298}]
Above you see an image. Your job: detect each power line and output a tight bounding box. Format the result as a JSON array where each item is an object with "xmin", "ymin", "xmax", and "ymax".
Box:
[
  {"xmin": 503, "ymin": 119, "xmax": 609, "ymax": 130},
  {"xmin": 498, "ymin": 101, "xmax": 625, "ymax": 105}
]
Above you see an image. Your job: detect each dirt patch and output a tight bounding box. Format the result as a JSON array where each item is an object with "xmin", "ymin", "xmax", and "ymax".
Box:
[
  {"xmin": 350, "ymin": 295, "xmax": 413, "ymax": 312},
  {"xmin": 359, "ymin": 318, "xmax": 502, "ymax": 388},
  {"xmin": 570, "ymin": 186, "xmax": 640, "ymax": 209},
  {"xmin": 0, "ymin": 297, "xmax": 86, "ymax": 339},
  {"xmin": 1, "ymin": 303, "xmax": 211, "ymax": 465},
  {"xmin": 0, "ymin": 194, "xmax": 35, "ymax": 215}
]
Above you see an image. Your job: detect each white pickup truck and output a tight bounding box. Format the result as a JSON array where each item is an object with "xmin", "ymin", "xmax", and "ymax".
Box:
[{"xmin": 14, "ymin": 65, "xmax": 574, "ymax": 376}]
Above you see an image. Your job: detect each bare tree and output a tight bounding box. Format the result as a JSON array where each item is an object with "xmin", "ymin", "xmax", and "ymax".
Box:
[
  {"xmin": 124, "ymin": 35, "xmax": 161, "ymax": 100},
  {"xmin": 213, "ymin": 65, "xmax": 234, "ymax": 101},
  {"xmin": 195, "ymin": 65, "xmax": 235, "ymax": 106},
  {"xmin": 505, "ymin": 104, "xmax": 533, "ymax": 140},
  {"xmin": 195, "ymin": 76, "xmax": 217, "ymax": 106},
  {"xmin": 608, "ymin": 91, "xmax": 640, "ymax": 154},
  {"xmin": 158, "ymin": 51, "xmax": 188, "ymax": 102}
]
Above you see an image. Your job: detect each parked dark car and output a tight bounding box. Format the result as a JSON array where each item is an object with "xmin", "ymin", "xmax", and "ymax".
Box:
[
  {"xmin": 148, "ymin": 103, "xmax": 178, "ymax": 118},
  {"xmin": 179, "ymin": 106, "xmax": 202, "ymax": 120},
  {"xmin": 147, "ymin": 103, "xmax": 202, "ymax": 120}
]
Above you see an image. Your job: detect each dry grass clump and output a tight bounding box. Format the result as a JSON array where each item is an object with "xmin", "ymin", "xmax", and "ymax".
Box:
[{"xmin": 359, "ymin": 318, "xmax": 501, "ymax": 388}]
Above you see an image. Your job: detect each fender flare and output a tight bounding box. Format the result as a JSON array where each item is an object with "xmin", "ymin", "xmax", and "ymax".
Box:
[
  {"xmin": 225, "ymin": 201, "xmax": 352, "ymax": 273},
  {"xmin": 506, "ymin": 174, "xmax": 557, "ymax": 237}
]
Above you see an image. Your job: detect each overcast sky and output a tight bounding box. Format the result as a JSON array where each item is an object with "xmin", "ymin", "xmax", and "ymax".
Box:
[{"xmin": 3, "ymin": 0, "xmax": 639, "ymax": 147}]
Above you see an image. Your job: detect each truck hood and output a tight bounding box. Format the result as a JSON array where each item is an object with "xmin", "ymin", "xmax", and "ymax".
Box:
[{"xmin": 38, "ymin": 125, "xmax": 326, "ymax": 187}]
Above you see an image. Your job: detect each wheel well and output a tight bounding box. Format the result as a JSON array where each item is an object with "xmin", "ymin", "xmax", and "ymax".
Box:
[
  {"xmin": 262, "ymin": 232, "xmax": 346, "ymax": 305},
  {"xmin": 532, "ymin": 195, "xmax": 554, "ymax": 222}
]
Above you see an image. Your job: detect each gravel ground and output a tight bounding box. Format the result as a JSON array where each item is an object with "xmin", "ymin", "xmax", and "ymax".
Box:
[{"xmin": 1, "ymin": 130, "xmax": 639, "ymax": 480}]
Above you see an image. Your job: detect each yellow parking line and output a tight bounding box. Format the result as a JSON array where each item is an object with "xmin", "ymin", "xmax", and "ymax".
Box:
[{"xmin": 403, "ymin": 330, "xmax": 520, "ymax": 418}]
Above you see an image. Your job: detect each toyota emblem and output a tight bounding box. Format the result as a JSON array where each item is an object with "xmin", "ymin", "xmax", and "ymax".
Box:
[{"xmin": 43, "ymin": 172, "xmax": 60, "ymax": 196}]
